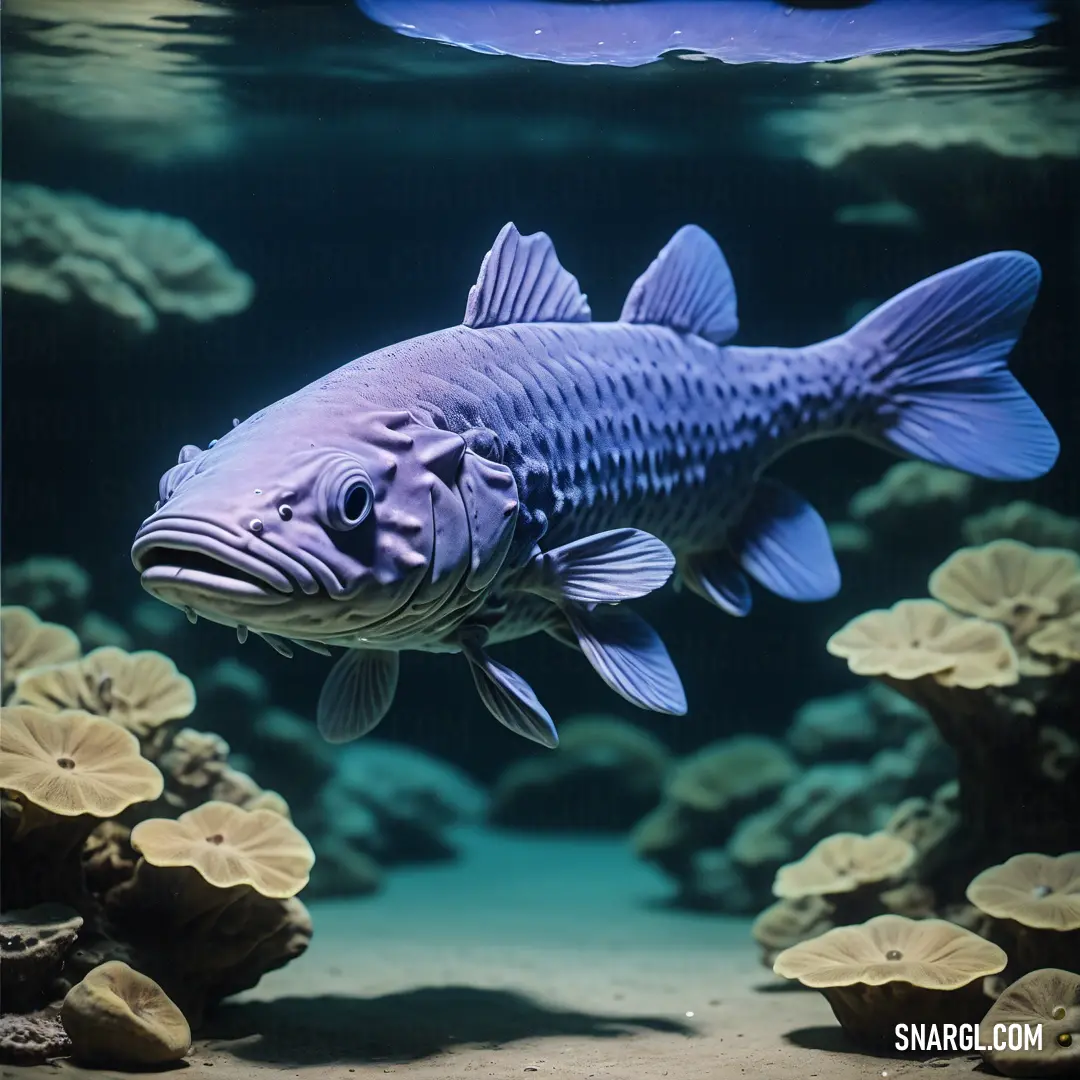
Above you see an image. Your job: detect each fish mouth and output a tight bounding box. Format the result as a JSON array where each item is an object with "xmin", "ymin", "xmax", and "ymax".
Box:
[{"xmin": 132, "ymin": 528, "xmax": 294, "ymax": 605}]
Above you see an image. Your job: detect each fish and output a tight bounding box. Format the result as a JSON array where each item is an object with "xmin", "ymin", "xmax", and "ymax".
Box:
[
  {"xmin": 355, "ymin": 0, "xmax": 1052, "ymax": 67},
  {"xmin": 132, "ymin": 222, "xmax": 1059, "ymax": 748}
]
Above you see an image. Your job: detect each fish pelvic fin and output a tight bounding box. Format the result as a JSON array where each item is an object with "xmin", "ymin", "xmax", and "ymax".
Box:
[{"xmin": 841, "ymin": 251, "xmax": 1058, "ymax": 480}]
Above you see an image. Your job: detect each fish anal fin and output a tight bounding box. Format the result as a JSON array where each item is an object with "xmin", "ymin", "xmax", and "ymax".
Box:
[
  {"xmin": 316, "ymin": 648, "xmax": 400, "ymax": 744},
  {"xmin": 565, "ymin": 603, "xmax": 686, "ymax": 715},
  {"xmin": 680, "ymin": 550, "xmax": 753, "ymax": 616},
  {"xmin": 620, "ymin": 225, "xmax": 738, "ymax": 345},
  {"xmin": 730, "ymin": 479, "xmax": 840, "ymax": 602},
  {"xmin": 464, "ymin": 222, "xmax": 591, "ymax": 329},
  {"xmin": 522, "ymin": 528, "xmax": 675, "ymax": 604}
]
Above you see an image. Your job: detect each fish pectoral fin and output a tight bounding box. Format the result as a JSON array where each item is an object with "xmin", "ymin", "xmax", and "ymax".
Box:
[
  {"xmin": 679, "ymin": 550, "xmax": 753, "ymax": 616},
  {"xmin": 460, "ymin": 633, "xmax": 558, "ymax": 747},
  {"xmin": 463, "ymin": 222, "xmax": 591, "ymax": 329},
  {"xmin": 620, "ymin": 225, "xmax": 738, "ymax": 345},
  {"xmin": 565, "ymin": 603, "xmax": 687, "ymax": 716},
  {"xmin": 316, "ymin": 648, "xmax": 400, "ymax": 744},
  {"xmin": 730, "ymin": 479, "xmax": 840, "ymax": 602},
  {"xmin": 520, "ymin": 528, "xmax": 675, "ymax": 604}
]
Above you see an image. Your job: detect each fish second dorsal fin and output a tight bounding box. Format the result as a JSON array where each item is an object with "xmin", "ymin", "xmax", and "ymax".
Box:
[
  {"xmin": 620, "ymin": 225, "xmax": 738, "ymax": 344},
  {"xmin": 463, "ymin": 222, "xmax": 591, "ymax": 329}
]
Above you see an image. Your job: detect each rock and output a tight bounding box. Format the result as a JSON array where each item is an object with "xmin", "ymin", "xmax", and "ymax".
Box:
[
  {"xmin": 0, "ymin": 903, "xmax": 83, "ymax": 1012},
  {"xmin": 0, "ymin": 1009, "xmax": 70, "ymax": 1065}
]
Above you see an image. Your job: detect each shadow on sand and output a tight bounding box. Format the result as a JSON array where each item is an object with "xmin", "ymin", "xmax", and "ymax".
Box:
[
  {"xmin": 785, "ymin": 1025, "xmax": 983, "ymax": 1066},
  {"xmin": 206, "ymin": 985, "xmax": 694, "ymax": 1066}
]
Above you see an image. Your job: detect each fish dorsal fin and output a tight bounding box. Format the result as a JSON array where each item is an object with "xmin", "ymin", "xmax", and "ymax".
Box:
[
  {"xmin": 464, "ymin": 222, "xmax": 591, "ymax": 329},
  {"xmin": 620, "ymin": 225, "xmax": 738, "ymax": 344}
]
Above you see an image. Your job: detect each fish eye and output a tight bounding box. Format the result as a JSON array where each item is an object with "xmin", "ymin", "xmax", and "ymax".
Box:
[{"xmin": 318, "ymin": 456, "xmax": 375, "ymax": 532}]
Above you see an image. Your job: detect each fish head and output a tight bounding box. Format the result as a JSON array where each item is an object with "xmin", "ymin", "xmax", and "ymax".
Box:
[{"xmin": 131, "ymin": 402, "xmax": 520, "ymax": 643}]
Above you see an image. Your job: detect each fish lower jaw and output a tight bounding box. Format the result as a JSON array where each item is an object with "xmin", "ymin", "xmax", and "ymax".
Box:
[{"xmin": 140, "ymin": 567, "xmax": 293, "ymax": 609}]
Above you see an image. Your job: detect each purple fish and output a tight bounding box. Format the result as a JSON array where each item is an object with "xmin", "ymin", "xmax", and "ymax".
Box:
[
  {"xmin": 132, "ymin": 224, "xmax": 1057, "ymax": 747},
  {"xmin": 356, "ymin": 0, "xmax": 1052, "ymax": 66}
]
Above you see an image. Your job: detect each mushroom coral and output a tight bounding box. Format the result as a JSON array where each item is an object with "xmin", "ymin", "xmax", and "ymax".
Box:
[
  {"xmin": 0, "ymin": 705, "xmax": 164, "ymax": 909},
  {"xmin": 0, "ymin": 705, "xmax": 163, "ymax": 833},
  {"xmin": 11, "ymin": 645, "xmax": 196, "ymax": 740},
  {"xmin": 966, "ymin": 853, "xmax": 1080, "ymax": 976},
  {"xmin": 827, "ymin": 554, "xmax": 1080, "ymax": 896},
  {"xmin": 826, "ymin": 598, "xmax": 1019, "ymax": 688},
  {"xmin": 773, "ymin": 914, "xmax": 1007, "ymax": 1047},
  {"xmin": 131, "ymin": 800, "xmax": 314, "ymax": 898},
  {"xmin": 62, "ymin": 960, "xmax": 190, "ymax": 1067},
  {"xmin": 980, "ymin": 968, "xmax": 1080, "ymax": 1077},
  {"xmin": 772, "ymin": 832, "xmax": 917, "ymax": 922},
  {"xmin": 1, "ymin": 606, "xmax": 80, "ymax": 698},
  {"xmin": 929, "ymin": 540, "xmax": 1080, "ymax": 674},
  {"xmin": 752, "ymin": 896, "xmax": 836, "ymax": 967}
]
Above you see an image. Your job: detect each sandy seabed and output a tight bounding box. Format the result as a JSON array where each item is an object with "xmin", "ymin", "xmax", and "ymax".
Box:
[{"xmin": 6, "ymin": 832, "xmax": 982, "ymax": 1080}]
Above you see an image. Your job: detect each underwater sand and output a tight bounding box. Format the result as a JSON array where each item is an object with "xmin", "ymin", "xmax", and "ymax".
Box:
[{"xmin": 11, "ymin": 832, "xmax": 980, "ymax": 1080}]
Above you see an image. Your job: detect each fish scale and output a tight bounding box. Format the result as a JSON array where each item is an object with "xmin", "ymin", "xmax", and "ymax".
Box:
[{"xmin": 132, "ymin": 221, "xmax": 1058, "ymax": 749}]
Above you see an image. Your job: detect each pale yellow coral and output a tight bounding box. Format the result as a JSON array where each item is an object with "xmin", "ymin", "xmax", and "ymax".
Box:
[
  {"xmin": 131, "ymin": 801, "xmax": 314, "ymax": 899},
  {"xmin": 0, "ymin": 706, "xmax": 163, "ymax": 820},
  {"xmin": 966, "ymin": 853, "xmax": 1080, "ymax": 932},
  {"xmin": 12, "ymin": 646, "xmax": 195, "ymax": 738},
  {"xmin": 1, "ymin": 606, "xmax": 80, "ymax": 696},
  {"xmin": 773, "ymin": 832, "xmax": 917, "ymax": 900},
  {"xmin": 826, "ymin": 598, "xmax": 1019, "ymax": 689},
  {"xmin": 929, "ymin": 540, "xmax": 1080, "ymax": 642}
]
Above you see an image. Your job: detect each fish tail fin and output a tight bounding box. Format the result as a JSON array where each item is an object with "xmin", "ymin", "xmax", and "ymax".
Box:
[{"xmin": 841, "ymin": 251, "xmax": 1058, "ymax": 480}]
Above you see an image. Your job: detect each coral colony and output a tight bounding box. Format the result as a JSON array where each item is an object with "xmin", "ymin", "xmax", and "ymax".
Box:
[{"xmin": 1, "ymin": 482, "xmax": 1078, "ymax": 1071}]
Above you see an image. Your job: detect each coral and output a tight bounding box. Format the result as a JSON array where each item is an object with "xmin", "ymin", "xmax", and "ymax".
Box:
[
  {"xmin": 1, "ymin": 182, "xmax": 253, "ymax": 332},
  {"xmin": 0, "ymin": 1009, "xmax": 71, "ymax": 1065},
  {"xmin": 131, "ymin": 800, "xmax": 315, "ymax": 898},
  {"xmin": 0, "ymin": 706, "xmax": 164, "ymax": 829},
  {"xmin": 772, "ymin": 832, "xmax": 917, "ymax": 911},
  {"xmin": 827, "ymin": 544, "xmax": 1080, "ymax": 896},
  {"xmin": 1, "ymin": 606, "xmax": 80, "ymax": 697},
  {"xmin": 826, "ymin": 598, "xmax": 1020, "ymax": 688},
  {"xmin": 966, "ymin": 853, "xmax": 1080, "ymax": 976},
  {"xmin": 0, "ymin": 609, "xmax": 317, "ymax": 1036},
  {"xmin": 752, "ymin": 896, "xmax": 836, "ymax": 967},
  {"xmin": 773, "ymin": 914, "xmax": 1007, "ymax": 1047},
  {"xmin": 62, "ymin": 960, "xmax": 190, "ymax": 1067},
  {"xmin": 928, "ymin": 540, "xmax": 1080, "ymax": 674},
  {"xmin": 11, "ymin": 645, "xmax": 196, "ymax": 739},
  {"xmin": 630, "ymin": 735, "xmax": 798, "ymax": 907},
  {"xmin": 318, "ymin": 739, "xmax": 487, "ymax": 867},
  {"xmin": 848, "ymin": 461, "xmax": 975, "ymax": 536},
  {"xmin": 1, "ymin": 556, "xmax": 91, "ymax": 625},
  {"xmin": 0, "ymin": 904, "xmax": 83, "ymax": 1013},
  {"xmin": 980, "ymin": 968, "xmax": 1080, "ymax": 1077},
  {"xmin": 884, "ymin": 782, "xmax": 961, "ymax": 883},
  {"xmin": 76, "ymin": 611, "xmax": 134, "ymax": 652},
  {"xmin": 489, "ymin": 715, "xmax": 670, "ymax": 831},
  {"xmin": 785, "ymin": 684, "xmax": 930, "ymax": 762},
  {"xmin": 962, "ymin": 501, "xmax": 1080, "ymax": 553}
]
